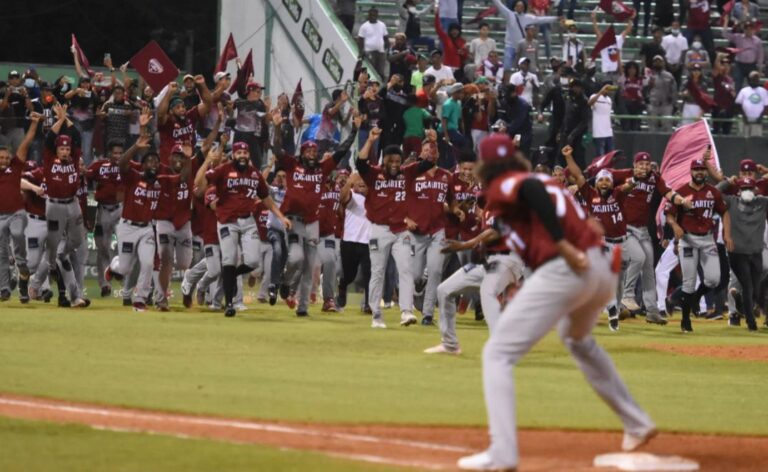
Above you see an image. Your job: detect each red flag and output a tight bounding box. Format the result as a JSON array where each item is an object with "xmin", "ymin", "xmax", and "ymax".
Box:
[
  {"xmin": 599, "ymin": 0, "xmax": 636, "ymax": 22},
  {"xmin": 71, "ymin": 34, "xmax": 94, "ymax": 77},
  {"xmin": 229, "ymin": 49, "xmax": 254, "ymax": 95},
  {"xmin": 468, "ymin": 6, "xmax": 497, "ymax": 24},
  {"xmin": 723, "ymin": 0, "xmax": 735, "ymax": 15},
  {"xmin": 590, "ymin": 25, "xmax": 617, "ymax": 60},
  {"xmin": 291, "ymin": 79, "xmax": 305, "ymax": 123},
  {"xmin": 687, "ymin": 79, "xmax": 716, "ymax": 112},
  {"xmin": 215, "ymin": 33, "xmax": 238, "ymax": 74},
  {"xmin": 585, "ymin": 150, "xmax": 623, "ymax": 178},
  {"xmin": 130, "ymin": 41, "xmax": 180, "ymax": 93}
]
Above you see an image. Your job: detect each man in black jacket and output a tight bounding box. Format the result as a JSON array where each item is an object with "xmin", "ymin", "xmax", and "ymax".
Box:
[
  {"xmin": 557, "ymin": 78, "xmax": 590, "ymax": 168},
  {"xmin": 496, "ymin": 84, "xmax": 532, "ymax": 157}
]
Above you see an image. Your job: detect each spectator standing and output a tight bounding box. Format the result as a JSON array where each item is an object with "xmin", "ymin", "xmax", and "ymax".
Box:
[
  {"xmin": 357, "ymin": 8, "xmax": 389, "ymax": 79},
  {"xmin": 469, "ymin": 22, "xmax": 497, "ymax": 67},
  {"xmin": 725, "ymin": 0, "xmax": 760, "ymax": 24},
  {"xmin": 378, "ymin": 74, "xmax": 409, "ymax": 151},
  {"xmin": 510, "ymin": 58, "xmax": 541, "ymax": 106},
  {"xmin": 434, "ymin": 8, "xmax": 469, "ymax": 73},
  {"xmin": 661, "ymin": 21, "xmax": 689, "ymax": 85},
  {"xmin": 410, "ymin": 54, "xmax": 429, "ymax": 92},
  {"xmin": 515, "ymin": 25, "xmax": 540, "ymax": 74},
  {"xmin": 684, "ymin": 35, "xmax": 711, "ymax": 71},
  {"xmin": 561, "ymin": 20, "xmax": 586, "ymax": 72},
  {"xmin": 478, "ymin": 50, "xmax": 505, "ymax": 85},
  {"xmin": 336, "ymin": 0, "xmax": 357, "ymax": 33},
  {"xmin": 316, "ymin": 89, "xmax": 351, "ymax": 154},
  {"xmin": 538, "ymin": 64, "xmax": 568, "ymax": 152},
  {"xmin": 497, "ymin": 83, "xmax": 533, "ymax": 156},
  {"xmin": 99, "ymin": 86, "xmax": 137, "ymax": 151},
  {"xmin": 680, "ymin": 64, "xmax": 709, "ymax": 124},
  {"xmin": 558, "ymin": 78, "xmax": 590, "ymax": 168},
  {"xmin": 388, "ymin": 33, "xmax": 416, "ymax": 90},
  {"xmin": 591, "ymin": 12, "xmax": 634, "ymax": 82},
  {"xmin": 633, "ymin": 0, "xmax": 652, "ymax": 37},
  {"xmin": 530, "ymin": 0, "xmax": 553, "ymax": 58},
  {"xmin": 438, "ymin": 83, "xmax": 465, "ymax": 166},
  {"xmin": 232, "ymin": 81, "xmax": 270, "ymax": 168},
  {"xmin": 618, "ymin": 61, "xmax": 645, "ymax": 131},
  {"xmin": 712, "ymin": 54, "xmax": 737, "ymax": 135},
  {"xmin": 401, "ymin": 0, "xmax": 435, "ymax": 52},
  {"xmin": 491, "ymin": 0, "xmax": 559, "ymax": 71},
  {"xmin": 338, "ymin": 173, "xmax": 372, "ymax": 313},
  {"xmin": 723, "ymin": 20, "xmax": 764, "ymax": 90},
  {"xmin": 639, "ymin": 26, "xmax": 666, "ymax": 69},
  {"xmin": 64, "ymin": 77, "xmax": 99, "ymax": 164},
  {"xmin": 645, "ymin": 55, "xmax": 678, "ymax": 131},
  {"xmin": 402, "ymin": 94, "xmax": 433, "ymax": 157},
  {"xmin": 465, "ymin": 79, "xmax": 496, "ymax": 152},
  {"xmin": 735, "ymin": 71, "xmax": 768, "ymax": 137},
  {"xmin": 685, "ymin": 0, "xmax": 715, "ymax": 64},
  {"xmin": 0, "ymin": 71, "xmax": 32, "ymax": 152},
  {"xmin": 357, "ymin": 80, "xmax": 383, "ymax": 153},
  {"xmin": 589, "ymin": 84, "xmax": 615, "ymax": 156},
  {"xmin": 425, "ymin": 50, "xmax": 456, "ymax": 83},
  {"xmin": 439, "ymin": 0, "xmax": 460, "ymax": 30}
]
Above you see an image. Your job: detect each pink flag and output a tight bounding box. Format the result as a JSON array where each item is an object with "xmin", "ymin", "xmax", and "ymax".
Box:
[
  {"xmin": 585, "ymin": 149, "xmax": 623, "ymax": 178},
  {"xmin": 71, "ymin": 34, "xmax": 94, "ymax": 77}
]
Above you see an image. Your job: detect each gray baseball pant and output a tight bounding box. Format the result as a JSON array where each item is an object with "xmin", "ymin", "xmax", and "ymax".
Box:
[
  {"xmin": 156, "ymin": 220, "xmax": 193, "ymax": 304},
  {"xmin": 26, "ymin": 216, "xmax": 49, "ymax": 294},
  {"xmin": 482, "ymin": 247, "xmax": 655, "ymax": 468},
  {"xmin": 218, "ymin": 217, "xmax": 259, "ymax": 267},
  {"xmin": 0, "ymin": 210, "xmax": 28, "ymax": 271},
  {"xmin": 111, "ymin": 221, "xmax": 156, "ymax": 304},
  {"xmin": 367, "ymin": 224, "xmax": 414, "ymax": 318},
  {"xmin": 284, "ymin": 217, "xmax": 318, "ymax": 312},
  {"xmin": 437, "ymin": 263, "xmax": 485, "ymax": 351},
  {"xmin": 480, "ymin": 253, "xmax": 525, "ymax": 331},
  {"xmin": 257, "ymin": 240, "xmax": 273, "ymax": 300},
  {"xmin": 410, "ymin": 229, "xmax": 447, "ymax": 319},
  {"xmin": 191, "ymin": 236, "xmax": 204, "ymax": 268},
  {"xmin": 182, "ymin": 244, "xmax": 221, "ymax": 301},
  {"xmin": 623, "ymin": 225, "xmax": 661, "ymax": 315},
  {"xmin": 678, "ymin": 233, "xmax": 720, "ymax": 293},
  {"xmin": 94, "ymin": 203, "xmax": 121, "ymax": 289},
  {"xmin": 319, "ymin": 237, "xmax": 338, "ymax": 300},
  {"xmin": 45, "ymin": 200, "xmax": 85, "ymax": 295},
  {"xmin": 605, "ymin": 239, "xmax": 629, "ymax": 315}
]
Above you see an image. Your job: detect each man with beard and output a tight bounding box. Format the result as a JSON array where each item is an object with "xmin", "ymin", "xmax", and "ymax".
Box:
[
  {"xmin": 157, "ymin": 78, "xmax": 212, "ymax": 165},
  {"xmin": 271, "ymin": 112, "xmax": 360, "ymax": 317}
]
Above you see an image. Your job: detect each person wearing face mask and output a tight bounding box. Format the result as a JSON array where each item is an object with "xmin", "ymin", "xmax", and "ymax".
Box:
[
  {"xmin": 683, "ymin": 35, "xmax": 710, "ymax": 72},
  {"xmin": 684, "ymin": 0, "xmax": 715, "ymax": 65},
  {"xmin": 645, "ymin": 55, "xmax": 678, "ymax": 132},
  {"xmin": 735, "ymin": 71, "xmax": 768, "ymax": 137},
  {"xmin": 0, "ymin": 70, "xmax": 33, "ymax": 153},
  {"xmin": 560, "ymin": 19, "xmax": 586, "ymax": 73},
  {"xmin": 667, "ymin": 156, "xmax": 732, "ymax": 333},
  {"xmin": 661, "ymin": 21, "xmax": 689, "ymax": 85},
  {"xmin": 723, "ymin": 19, "xmax": 764, "ymax": 91}
]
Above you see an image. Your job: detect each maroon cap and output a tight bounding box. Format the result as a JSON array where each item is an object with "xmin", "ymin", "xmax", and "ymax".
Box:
[
  {"xmin": 478, "ymin": 134, "xmax": 516, "ymax": 163},
  {"xmin": 170, "ymin": 144, "xmax": 185, "ymax": 155},
  {"xmin": 246, "ymin": 81, "xmax": 263, "ymax": 91},
  {"xmin": 690, "ymin": 159, "xmax": 707, "ymax": 170},
  {"xmin": 300, "ymin": 140, "xmax": 318, "ymax": 155},
  {"xmin": 736, "ymin": 177, "xmax": 756, "ymax": 190},
  {"xmin": 740, "ymin": 159, "xmax": 757, "ymax": 173},
  {"xmin": 633, "ymin": 152, "xmax": 651, "ymax": 164},
  {"xmin": 232, "ymin": 141, "xmax": 249, "ymax": 153},
  {"xmin": 55, "ymin": 135, "xmax": 72, "ymax": 148}
]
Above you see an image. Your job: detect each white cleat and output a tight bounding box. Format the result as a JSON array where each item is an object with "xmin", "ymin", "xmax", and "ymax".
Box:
[
  {"xmin": 622, "ymin": 428, "xmax": 658, "ymax": 452},
  {"xmin": 621, "ymin": 297, "xmax": 641, "ymax": 311},
  {"xmin": 423, "ymin": 344, "xmax": 461, "ymax": 355},
  {"xmin": 457, "ymin": 451, "xmax": 516, "ymax": 471},
  {"xmin": 234, "ymin": 302, "xmax": 248, "ymax": 312},
  {"xmin": 371, "ymin": 318, "xmax": 387, "ymax": 329},
  {"xmin": 400, "ymin": 312, "xmax": 417, "ymax": 327}
]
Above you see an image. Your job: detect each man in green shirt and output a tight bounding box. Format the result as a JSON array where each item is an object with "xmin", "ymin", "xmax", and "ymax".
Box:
[
  {"xmin": 402, "ymin": 94, "xmax": 435, "ymax": 157},
  {"xmin": 438, "ymin": 83, "xmax": 465, "ymax": 167},
  {"xmin": 410, "ymin": 55, "xmax": 429, "ymax": 92}
]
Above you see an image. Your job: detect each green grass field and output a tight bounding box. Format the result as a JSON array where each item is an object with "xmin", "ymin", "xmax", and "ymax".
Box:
[{"xmin": 1, "ymin": 282, "xmax": 767, "ymax": 469}]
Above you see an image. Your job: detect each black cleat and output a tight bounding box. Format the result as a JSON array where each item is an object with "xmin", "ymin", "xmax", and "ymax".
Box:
[
  {"xmin": 0, "ymin": 289, "xmax": 10, "ymax": 302},
  {"xmin": 18, "ymin": 278, "xmax": 29, "ymax": 304},
  {"xmin": 100, "ymin": 285, "xmax": 112, "ymax": 297},
  {"xmin": 41, "ymin": 290, "xmax": 53, "ymax": 303},
  {"xmin": 421, "ymin": 316, "xmax": 435, "ymax": 326},
  {"xmin": 279, "ymin": 283, "xmax": 290, "ymax": 300},
  {"xmin": 728, "ymin": 314, "xmax": 741, "ymax": 327},
  {"xmin": 123, "ymin": 297, "xmax": 132, "ymax": 307},
  {"xmin": 268, "ymin": 284, "xmax": 277, "ymax": 306},
  {"xmin": 680, "ymin": 318, "xmax": 693, "ymax": 333},
  {"xmin": 609, "ymin": 318, "xmax": 620, "ymax": 331},
  {"xmin": 182, "ymin": 291, "xmax": 193, "ymax": 309},
  {"xmin": 296, "ymin": 310, "xmax": 309, "ymax": 317},
  {"xmin": 224, "ymin": 305, "xmax": 237, "ymax": 317},
  {"xmin": 336, "ymin": 286, "xmax": 347, "ymax": 309},
  {"xmin": 58, "ymin": 296, "xmax": 71, "ymax": 308}
]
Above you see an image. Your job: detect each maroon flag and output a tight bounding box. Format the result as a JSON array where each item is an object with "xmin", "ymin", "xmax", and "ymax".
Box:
[
  {"xmin": 71, "ymin": 34, "xmax": 94, "ymax": 77},
  {"xmin": 468, "ymin": 6, "xmax": 497, "ymax": 24},
  {"xmin": 723, "ymin": 0, "xmax": 735, "ymax": 15},
  {"xmin": 229, "ymin": 49, "xmax": 254, "ymax": 95},
  {"xmin": 599, "ymin": 0, "xmax": 636, "ymax": 22},
  {"xmin": 291, "ymin": 79, "xmax": 305, "ymax": 123},
  {"xmin": 687, "ymin": 79, "xmax": 716, "ymax": 112},
  {"xmin": 130, "ymin": 41, "xmax": 180, "ymax": 93},
  {"xmin": 215, "ymin": 33, "xmax": 238, "ymax": 74},
  {"xmin": 585, "ymin": 150, "xmax": 623, "ymax": 178},
  {"xmin": 590, "ymin": 25, "xmax": 617, "ymax": 60}
]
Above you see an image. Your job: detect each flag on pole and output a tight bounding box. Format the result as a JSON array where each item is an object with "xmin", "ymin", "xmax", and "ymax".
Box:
[
  {"xmin": 71, "ymin": 34, "xmax": 94, "ymax": 77},
  {"xmin": 585, "ymin": 150, "xmax": 624, "ymax": 178},
  {"xmin": 215, "ymin": 33, "xmax": 238, "ymax": 74},
  {"xmin": 590, "ymin": 25, "xmax": 618, "ymax": 60},
  {"xmin": 660, "ymin": 119, "xmax": 718, "ymax": 191},
  {"xmin": 599, "ymin": 0, "xmax": 636, "ymax": 22},
  {"xmin": 229, "ymin": 49, "xmax": 254, "ymax": 95},
  {"xmin": 130, "ymin": 41, "xmax": 180, "ymax": 93},
  {"xmin": 291, "ymin": 79, "xmax": 305, "ymax": 123}
]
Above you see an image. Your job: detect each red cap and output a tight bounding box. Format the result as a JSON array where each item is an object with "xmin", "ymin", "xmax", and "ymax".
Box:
[
  {"xmin": 737, "ymin": 177, "xmax": 756, "ymax": 190},
  {"xmin": 690, "ymin": 159, "xmax": 707, "ymax": 170},
  {"xmin": 55, "ymin": 135, "xmax": 72, "ymax": 148},
  {"xmin": 478, "ymin": 134, "xmax": 516, "ymax": 163},
  {"xmin": 300, "ymin": 140, "xmax": 318, "ymax": 155},
  {"xmin": 633, "ymin": 152, "xmax": 651, "ymax": 164},
  {"xmin": 740, "ymin": 159, "xmax": 757, "ymax": 173},
  {"xmin": 246, "ymin": 81, "xmax": 263, "ymax": 91},
  {"xmin": 170, "ymin": 144, "xmax": 185, "ymax": 155},
  {"xmin": 232, "ymin": 141, "xmax": 249, "ymax": 153}
]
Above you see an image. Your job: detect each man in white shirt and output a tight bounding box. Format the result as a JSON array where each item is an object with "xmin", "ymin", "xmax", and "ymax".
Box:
[
  {"xmin": 357, "ymin": 8, "xmax": 389, "ymax": 78},
  {"xmin": 735, "ymin": 71, "xmax": 768, "ymax": 137},
  {"xmin": 591, "ymin": 12, "xmax": 633, "ymax": 81},
  {"xmin": 469, "ymin": 22, "xmax": 497, "ymax": 66},
  {"xmin": 425, "ymin": 49, "xmax": 456, "ymax": 83},
  {"xmin": 661, "ymin": 21, "xmax": 688, "ymax": 84},
  {"xmin": 337, "ymin": 173, "xmax": 373, "ymax": 317},
  {"xmin": 588, "ymin": 84, "xmax": 615, "ymax": 156},
  {"xmin": 509, "ymin": 57, "xmax": 540, "ymax": 105}
]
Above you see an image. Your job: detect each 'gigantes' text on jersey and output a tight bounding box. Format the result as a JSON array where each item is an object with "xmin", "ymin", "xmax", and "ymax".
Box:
[
  {"xmin": 668, "ymin": 183, "xmax": 727, "ymax": 234},
  {"xmin": 86, "ymin": 159, "xmax": 123, "ymax": 205},
  {"xmin": 577, "ymin": 183, "xmax": 628, "ymax": 239},
  {"xmin": 446, "ymin": 173, "xmax": 481, "ymax": 240},
  {"xmin": 206, "ymin": 161, "xmax": 270, "ymax": 224},
  {"xmin": 318, "ymin": 186, "xmax": 341, "ymax": 237},
  {"xmin": 406, "ymin": 167, "xmax": 454, "ymax": 235},
  {"xmin": 278, "ymin": 154, "xmax": 337, "ymax": 223},
  {"xmin": 43, "ymin": 150, "xmax": 81, "ymax": 200}
]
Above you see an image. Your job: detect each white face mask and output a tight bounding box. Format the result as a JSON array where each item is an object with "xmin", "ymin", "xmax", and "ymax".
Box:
[
  {"xmin": 740, "ymin": 189, "xmax": 756, "ymax": 203},
  {"xmin": 560, "ymin": 77, "xmax": 570, "ymax": 86},
  {"xmin": 692, "ymin": 41, "xmax": 702, "ymax": 50},
  {"xmin": 24, "ymin": 78, "xmax": 36, "ymax": 88},
  {"xmin": 671, "ymin": 29, "xmax": 680, "ymax": 36}
]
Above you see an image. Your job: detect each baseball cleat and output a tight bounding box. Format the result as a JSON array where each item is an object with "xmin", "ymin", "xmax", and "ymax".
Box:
[
  {"xmin": 156, "ymin": 300, "xmax": 170, "ymax": 312},
  {"xmin": 400, "ymin": 312, "xmax": 417, "ymax": 327},
  {"xmin": 371, "ymin": 318, "xmax": 386, "ymax": 329},
  {"xmin": 621, "ymin": 297, "xmax": 640, "ymax": 312},
  {"xmin": 196, "ymin": 289, "xmax": 206, "ymax": 307},
  {"xmin": 104, "ymin": 267, "xmax": 123, "ymax": 282},
  {"xmin": 321, "ymin": 298, "xmax": 338, "ymax": 313},
  {"xmin": 421, "ymin": 316, "xmax": 435, "ymax": 326},
  {"xmin": 234, "ymin": 302, "xmax": 248, "ymax": 312},
  {"xmin": 296, "ymin": 310, "xmax": 309, "ymax": 317},
  {"xmin": 100, "ymin": 285, "xmax": 112, "ymax": 297},
  {"xmin": 58, "ymin": 296, "xmax": 71, "ymax": 308},
  {"xmin": 704, "ymin": 311, "xmax": 724, "ymax": 321},
  {"xmin": 609, "ymin": 319, "xmax": 619, "ymax": 332},
  {"xmin": 224, "ymin": 305, "xmax": 237, "ymax": 317},
  {"xmin": 41, "ymin": 290, "xmax": 53, "ymax": 303},
  {"xmin": 645, "ymin": 313, "xmax": 667, "ymax": 325},
  {"xmin": 268, "ymin": 284, "xmax": 277, "ymax": 306},
  {"xmin": 123, "ymin": 297, "xmax": 132, "ymax": 307},
  {"xmin": 278, "ymin": 283, "xmax": 290, "ymax": 300},
  {"xmin": 622, "ymin": 428, "xmax": 658, "ymax": 452},
  {"xmin": 680, "ymin": 318, "xmax": 693, "ymax": 333},
  {"xmin": 457, "ymin": 451, "xmax": 516, "ymax": 471},
  {"xmin": 247, "ymin": 275, "xmax": 257, "ymax": 288},
  {"xmin": 728, "ymin": 314, "xmax": 741, "ymax": 327},
  {"xmin": 257, "ymin": 297, "xmax": 267, "ymax": 304},
  {"xmin": 0, "ymin": 289, "xmax": 11, "ymax": 302},
  {"xmin": 132, "ymin": 302, "xmax": 147, "ymax": 312},
  {"xmin": 285, "ymin": 296, "xmax": 297, "ymax": 310},
  {"xmin": 28, "ymin": 286, "xmax": 39, "ymax": 300},
  {"xmin": 182, "ymin": 291, "xmax": 193, "ymax": 309},
  {"xmin": 424, "ymin": 344, "xmax": 461, "ymax": 355},
  {"xmin": 72, "ymin": 298, "xmax": 89, "ymax": 308}
]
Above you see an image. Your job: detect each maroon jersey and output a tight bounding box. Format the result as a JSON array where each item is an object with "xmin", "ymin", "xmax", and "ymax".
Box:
[
  {"xmin": 0, "ymin": 157, "xmax": 25, "ymax": 213},
  {"xmin": 612, "ymin": 169, "xmax": 671, "ymax": 227},
  {"xmin": 86, "ymin": 159, "xmax": 123, "ymax": 205},
  {"xmin": 668, "ymin": 183, "xmax": 727, "ymax": 234},
  {"xmin": 578, "ymin": 183, "xmax": 628, "ymax": 239},
  {"xmin": 192, "ymin": 191, "xmax": 219, "ymax": 245},
  {"xmin": 155, "ymin": 173, "xmax": 192, "ymax": 229},
  {"xmin": 157, "ymin": 107, "xmax": 200, "ymax": 165},
  {"xmin": 206, "ymin": 161, "xmax": 270, "ymax": 224},
  {"xmin": 482, "ymin": 210, "xmax": 510, "ymax": 254},
  {"xmin": 22, "ymin": 168, "xmax": 47, "ymax": 217},
  {"xmin": 406, "ymin": 167, "xmax": 454, "ymax": 235},
  {"xmin": 121, "ymin": 169, "xmax": 168, "ymax": 223},
  {"xmin": 358, "ymin": 162, "xmax": 410, "ymax": 233},
  {"xmin": 254, "ymin": 201, "xmax": 270, "ymax": 242},
  {"xmin": 486, "ymin": 172, "xmax": 601, "ymax": 270},
  {"xmin": 43, "ymin": 150, "xmax": 81, "ymax": 200},
  {"xmin": 446, "ymin": 174, "xmax": 481, "ymax": 240},
  {"xmin": 318, "ymin": 184, "xmax": 341, "ymax": 237},
  {"xmin": 279, "ymin": 155, "xmax": 336, "ymax": 223}
]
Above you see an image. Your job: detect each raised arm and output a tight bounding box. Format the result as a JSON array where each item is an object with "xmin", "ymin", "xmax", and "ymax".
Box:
[
  {"xmin": 561, "ymin": 145, "xmax": 586, "ymax": 188},
  {"xmin": 331, "ymin": 113, "xmax": 362, "ymax": 164},
  {"xmin": 156, "ymin": 81, "xmax": 178, "ymax": 126},
  {"xmin": 358, "ymin": 126, "xmax": 381, "ymax": 163},
  {"xmin": 591, "ymin": 10, "xmax": 603, "ymax": 40},
  {"xmin": 340, "ymin": 172, "xmax": 359, "ymax": 206},
  {"xmin": 119, "ymin": 134, "xmax": 151, "ymax": 173},
  {"xmin": 200, "ymin": 104, "xmax": 224, "ymax": 156},
  {"xmin": 270, "ymin": 108, "xmax": 287, "ymax": 159},
  {"xmin": 194, "ymin": 147, "xmax": 222, "ymax": 195},
  {"xmin": 194, "ymin": 75, "xmax": 212, "ymax": 117},
  {"xmin": 17, "ymin": 113, "xmax": 41, "ymax": 162}
]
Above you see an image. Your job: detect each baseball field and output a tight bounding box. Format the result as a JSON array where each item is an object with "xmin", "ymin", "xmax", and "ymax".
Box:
[{"xmin": 1, "ymin": 282, "xmax": 767, "ymax": 471}]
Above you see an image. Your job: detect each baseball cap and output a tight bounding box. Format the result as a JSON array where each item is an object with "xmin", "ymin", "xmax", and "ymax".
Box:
[
  {"xmin": 652, "ymin": 55, "xmax": 665, "ymax": 62},
  {"xmin": 55, "ymin": 135, "xmax": 72, "ymax": 148},
  {"xmin": 422, "ymin": 74, "xmax": 436, "ymax": 86},
  {"xmin": 474, "ymin": 76, "xmax": 490, "ymax": 85},
  {"xmin": 430, "ymin": 49, "xmax": 443, "ymax": 57},
  {"xmin": 8, "ymin": 70, "xmax": 19, "ymax": 78},
  {"xmin": 518, "ymin": 57, "xmax": 530, "ymax": 66},
  {"xmin": 690, "ymin": 159, "xmax": 707, "ymax": 170},
  {"xmin": 300, "ymin": 140, "xmax": 318, "ymax": 154},
  {"xmin": 214, "ymin": 71, "xmax": 230, "ymax": 82},
  {"xmin": 447, "ymin": 83, "xmax": 464, "ymax": 95},
  {"xmin": 246, "ymin": 81, "xmax": 263, "ymax": 91},
  {"xmin": 232, "ymin": 141, "xmax": 249, "ymax": 153},
  {"xmin": 182, "ymin": 74, "xmax": 195, "ymax": 81},
  {"xmin": 737, "ymin": 177, "xmax": 756, "ymax": 189},
  {"xmin": 170, "ymin": 144, "xmax": 185, "ymax": 155},
  {"xmin": 170, "ymin": 97, "xmax": 185, "ymax": 108},
  {"xmin": 569, "ymin": 78, "xmax": 584, "ymax": 88},
  {"xmin": 478, "ymin": 134, "xmax": 516, "ymax": 164},
  {"xmin": 740, "ymin": 159, "xmax": 757, "ymax": 172},
  {"xmin": 564, "ymin": 19, "xmax": 576, "ymax": 28},
  {"xmin": 633, "ymin": 152, "xmax": 651, "ymax": 163},
  {"xmin": 596, "ymin": 169, "xmax": 614, "ymax": 182}
]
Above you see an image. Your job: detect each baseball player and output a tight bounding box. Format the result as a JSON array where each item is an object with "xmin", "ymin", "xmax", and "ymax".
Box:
[
  {"xmin": 156, "ymin": 78, "xmax": 211, "ymax": 165},
  {"xmin": 253, "ymin": 200, "xmax": 273, "ymax": 303},
  {"xmin": 44, "ymin": 104, "xmax": 88, "ymax": 307},
  {"xmin": 611, "ymin": 152, "xmax": 693, "ymax": 322},
  {"xmin": 666, "ymin": 157, "xmax": 731, "ymax": 333},
  {"xmin": 317, "ymin": 171, "xmax": 344, "ymax": 312},
  {"xmin": 195, "ymin": 142, "xmax": 291, "ymax": 317},
  {"xmin": 563, "ymin": 145, "xmax": 637, "ymax": 331},
  {"xmin": 457, "ymin": 134, "xmax": 656, "ymax": 471},
  {"xmin": 0, "ymin": 113, "xmax": 39, "ymax": 302},
  {"xmin": 182, "ymin": 186, "xmax": 220, "ymax": 308},
  {"xmin": 356, "ymin": 128, "xmax": 436, "ymax": 328},
  {"xmin": 86, "ymin": 140, "xmax": 124, "ymax": 297},
  {"xmin": 271, "ymin": 111, "xmax": 360, "ymax": 317},
  {"xmin": 22, "ymin": 162, "xmax": 53, "ymax": 303}
]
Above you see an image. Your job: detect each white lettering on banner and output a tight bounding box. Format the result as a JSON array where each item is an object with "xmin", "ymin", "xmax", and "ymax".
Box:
[
  {"xmin": 374, "ymin": 179, "xmax": 405, "ymax": 191},
  {"xmin": 148, "ymin": 58, "xmax": 164, "ymax": 74},
  {"xmin": 414, "ymin": 181, "xmax": 448, "ymax": 193}
]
